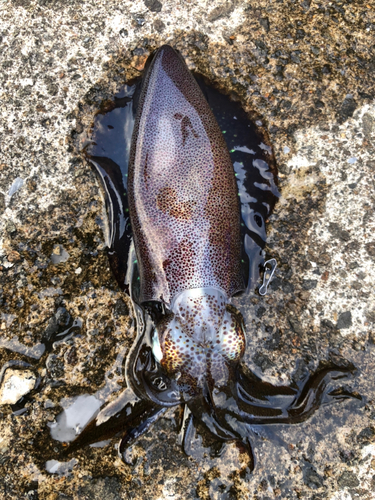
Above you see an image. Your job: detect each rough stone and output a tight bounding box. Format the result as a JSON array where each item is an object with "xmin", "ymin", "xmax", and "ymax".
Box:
[
  {"xmin": 303, "ymin": 464, "xmax": 324, "ymax": 489},
  {"xmin": 337, "ymin": 470, "xmax": 360, "ymax": 489},
  {"xmin": 0, "ymin": 369, "xmax": 36, "ymax": 405},
  {"xmin": 362, "ymin": 113, "xmax": 375, "ymax": 139},
  {"xmin": 328, "ymin": 223, "xmax": 351, "ymax": 242},
  {"xmin": 144, "ymin": 0, "xmax": 162, "ymax": 13},
  {"xmin": 0, "ymin": 0, "xmax": 374, "ymax": 498},
  {"xmin": 337, "ymin": 311, "xmax": 353, "ymax": 330},
  {"xmin": 207, "ymin": 2, "xmax": 235, "ymax": 22},
  {"xmin": 302, "ymin": 279, "xmax": 317, "ymax": 290},
  {"xmin": 288, "ymin": 317, "xmax": 304, "ymax": 334}
]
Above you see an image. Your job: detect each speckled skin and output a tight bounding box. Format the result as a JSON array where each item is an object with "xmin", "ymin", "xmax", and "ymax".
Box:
[
  {"xmin": 152, "ymin": 288, "xmax": 246, "ymax": 396},
  {"xmin": 128, "ymin": 46, "xmax": 247, "ymax": 392},
  {"xmin": 128, "ymin": 45, "xmax": 244, "ymax": 307}
]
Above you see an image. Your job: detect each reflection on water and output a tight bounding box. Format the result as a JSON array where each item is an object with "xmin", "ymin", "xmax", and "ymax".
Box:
[
  {"xmin": 49, "ymin": 394, "xmax": 102, "ymax": 442},
  {"xmin": 45, "ymin": 458, "xmax": 78, "ymax": 475},
  {"xmin": 0, "ymin": 336, "xmax": 45, "ymax": 360}
]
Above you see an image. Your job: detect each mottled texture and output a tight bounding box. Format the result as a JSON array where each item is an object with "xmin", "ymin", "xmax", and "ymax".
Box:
[
  {"xmin": 128, "ymin": 45, "xmax": 243, "ymax": 305},
  {"xmin": 156, "ymin": 289, "xmax": 246, "ymax": 394},
  {"xmin": 59, "ymin": 47, "xmax": 354, "ymax": 471}
]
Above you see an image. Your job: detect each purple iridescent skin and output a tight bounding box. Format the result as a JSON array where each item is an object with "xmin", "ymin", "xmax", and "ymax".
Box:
[{"xmin": 66, "ymin": 46, "xmax": 356, "ymax": 463}]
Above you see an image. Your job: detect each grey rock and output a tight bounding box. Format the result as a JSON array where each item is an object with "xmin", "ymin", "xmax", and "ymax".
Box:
[
  {"xmin": 336, "ymin": 311, "xmax": 352, "ymax": 329},
  {"xmin": 317, "ymin": 252, "xmax": 331, "ymax": 265},
  {"xmin": 144, "ymin": 0, "xmax": 162, "ymax": 13},
  {"xmin": 362, "ymin": 113, "xmax": 374, "ymax": 138},
  {"xmin": 114, "ymin": 298, "xmax": 129, "ymax": 317},
  {"xmin": 302, "ymin": 279, "xmax": 317, "ymax": 290},
  {"xmin": 301, "ymin": 0, "xmax": 311, "ymax": 10},
  {"xmin": 207, "ymin": 1, "xmax": 235, "ymax": 22},
  {"xmin": 289, "ymin": 318, "xmax": 304, "ymax": 334},
  {"xmin": 253, "ymin": 352, "xmax": 273, "ymax": 371},
  {"xmin": 153, "ymin": 19, "xmax": 165, "ymax": 32},
  {"xmin": 43, "ymin": 307, "xmax": 71, "ymax": 342},
  {"xmin": 303, "ymin": 464, "xmax": 324, "ymax": 489},
  {"xmin": 337, "ymin": 470, "xmax": 359, "ymax": 489},
  {"xmin": 290, "ymin": 51, "xmax": 301, "ymax": 64},
  {"xmin": 356, "ymin": 426, "xmax": 375, "ymax": 445},
  {"xmin": 269, "ymin": 277, "xmax": 282, "ymax": 290},
  {"xmin": 259, "ymin": 17, "xmax": 270, "ymax": 32},
  {"xmin": 256, "ymin": 306, "xmax": 266, "ymax": 318},
  {"xmin": 321, "ymin": 319, "xmax": 336, "ymax": 332},
  {"xmin": 328, "ymin": 223, "xmax": 351, "ymax": 242},
  {"xmin": 339, "ymin": 97, "xmax": 358, "ymax": 122}
]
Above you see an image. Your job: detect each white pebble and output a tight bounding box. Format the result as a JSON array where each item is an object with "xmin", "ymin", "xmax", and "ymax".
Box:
[{"xmin": 0, "ymin": 369, "xmax": 36, "ymax": 405}]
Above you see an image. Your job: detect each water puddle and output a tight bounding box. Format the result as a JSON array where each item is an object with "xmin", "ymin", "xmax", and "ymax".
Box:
[
  {"xmin": 45, "ymin": 458, "xmax": 78, "ymax": 475},
  {"xmin": 49, "ymin": 394, "xmax": 102, "ymax": 442},
  {"xmin": 46, "ymin": 345, "xmax": 129, "ymax": 453},
  {"xmin": 0, "ymin": 336, "xmax": 45, "ymax": 360}
]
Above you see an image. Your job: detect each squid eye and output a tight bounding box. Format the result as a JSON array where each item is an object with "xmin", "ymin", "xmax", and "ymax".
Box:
[{"xmin": 151, "ymin": 376, "xmax": 168, "ymax": 391}]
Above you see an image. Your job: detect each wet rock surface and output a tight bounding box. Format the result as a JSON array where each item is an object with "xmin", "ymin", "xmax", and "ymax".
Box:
[{"xmin": 0, "ymin": 0, "xmax": 374, "ymax": 499}]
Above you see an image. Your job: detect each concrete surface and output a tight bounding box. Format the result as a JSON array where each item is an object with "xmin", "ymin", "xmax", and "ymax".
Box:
[{"xmin": 0, "ymin": 0, "xmax": 374, "ymax": 499}]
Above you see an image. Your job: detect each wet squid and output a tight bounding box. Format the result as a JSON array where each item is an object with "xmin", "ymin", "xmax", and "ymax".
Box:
[{"xmin": 67, "ymin": 45, "xmax": 355, "ymax": 464}]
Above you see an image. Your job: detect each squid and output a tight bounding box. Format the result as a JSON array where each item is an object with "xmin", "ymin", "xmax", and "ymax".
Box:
[{"xmin": 67, "ymin": 45, "xmax": 356, "ymax": 464}]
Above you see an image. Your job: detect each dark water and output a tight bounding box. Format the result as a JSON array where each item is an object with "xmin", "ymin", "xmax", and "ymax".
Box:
[{"xmin": 85, "ymin": 76, "xmax": 280, "ymax": 300}]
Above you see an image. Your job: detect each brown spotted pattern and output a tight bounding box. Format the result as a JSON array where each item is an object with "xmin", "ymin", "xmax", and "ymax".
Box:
[
  {"xmin": 154, "ymin": 289, "xmax": 246, "ymax": 395},
  {"xmin": 128, "ymin": 45, "xmax": 244, "ymax": 305}
]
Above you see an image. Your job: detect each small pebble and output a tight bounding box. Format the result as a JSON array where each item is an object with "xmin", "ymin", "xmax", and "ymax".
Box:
[{"xmin": 0, "ymin": 369, "xmax": 36, "ymax": 405}]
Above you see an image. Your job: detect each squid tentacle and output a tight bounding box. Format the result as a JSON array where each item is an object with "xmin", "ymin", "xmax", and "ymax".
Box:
[
  {"xmin": 63, "ymin": 391, "xmax": 163, "ymax": 456},
  {"xmin": 209, "ymin": 360, "xmax": 357, "ymax": 432}
]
